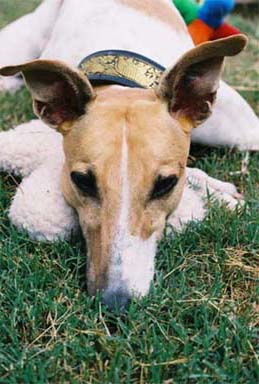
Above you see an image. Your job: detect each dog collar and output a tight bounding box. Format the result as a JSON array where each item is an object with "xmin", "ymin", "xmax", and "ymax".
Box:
[{"xmin": 78, "ymin": 50, "xmax": 165, "ymax": 89}]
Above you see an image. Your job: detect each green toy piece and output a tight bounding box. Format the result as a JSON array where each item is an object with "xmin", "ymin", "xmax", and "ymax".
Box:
[
  {"xmin": 173, "ymin": 0, "xmax": 199, "ymax": 24},
  {"xmin": 173, "ymin": 0, "xmax": 240, "ymax": 45}
]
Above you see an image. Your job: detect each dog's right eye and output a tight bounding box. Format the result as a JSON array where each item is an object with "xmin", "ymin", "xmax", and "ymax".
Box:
[
  {"xmin": 150, "ymin": 174, "xmax": 178, "ymax": 200},
  {"xmin": 71, "ymin": 170, "xmax": 99, "ymax": 200}
]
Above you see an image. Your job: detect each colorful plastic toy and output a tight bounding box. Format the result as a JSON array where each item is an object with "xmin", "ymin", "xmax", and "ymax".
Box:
[{"xmin": 173, "ymin": 0, "xmax": 241, "ymax": 45}]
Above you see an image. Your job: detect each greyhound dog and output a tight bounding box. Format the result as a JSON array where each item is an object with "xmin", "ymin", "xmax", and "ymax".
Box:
[{"xmin": 0, "ymin": 0, "xmax": 258, "ymax": 310}]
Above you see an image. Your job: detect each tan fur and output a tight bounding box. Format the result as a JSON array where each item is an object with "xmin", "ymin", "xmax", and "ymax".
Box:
[
  {"xmin": 61, "ymin": 87, "xmax": 189, "ymax": 291},
  {"xmin": 117, "ymin": 0, "xmax": 187, "ymax": 33},
  {"xmin": 0, "ymin": 34, "xmax": 247, "ymax": 295}
]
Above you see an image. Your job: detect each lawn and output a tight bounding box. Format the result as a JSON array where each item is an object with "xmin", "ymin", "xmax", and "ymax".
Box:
[{"xmin": 0, "ymin": 1, "xmax": 258, "ymax": 383}]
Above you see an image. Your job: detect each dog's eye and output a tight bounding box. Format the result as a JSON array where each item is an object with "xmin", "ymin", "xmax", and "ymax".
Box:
[
  {"xmin": 150, "ymin": 175, "xmax": 178, "ymax": 200},
  {"xmin": 71, "ymin": 170, "xmax": 99, "ymax": 199}
]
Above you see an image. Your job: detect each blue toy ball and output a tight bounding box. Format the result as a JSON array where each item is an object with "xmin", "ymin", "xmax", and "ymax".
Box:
[{"xmin": 198, "ymin": 0, "xmax": 235, "ymax": 29}]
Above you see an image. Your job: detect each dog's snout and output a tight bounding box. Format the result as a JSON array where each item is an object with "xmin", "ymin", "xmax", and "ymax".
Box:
[{"xmin": 101, "ymin": 288, "xmax": 131, "ymax": 311}]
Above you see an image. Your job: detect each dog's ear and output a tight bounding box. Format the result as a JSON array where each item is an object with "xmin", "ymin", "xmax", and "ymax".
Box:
[
  {"xmin": 157, "ymin": 35, "xmax": 247, "ymax": 129},
  {"xmin": 0, "ymin": 60, "xmax": 95, "ymax": 132}
]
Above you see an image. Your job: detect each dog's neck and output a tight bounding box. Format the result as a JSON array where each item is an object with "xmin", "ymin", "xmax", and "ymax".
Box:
[
  {"xmin": 78, "ymin": 50, "xmax": 165, "ymax": 89},
  {"xmin": 41, "ymin": 0, "xmax": 193, "ymax": 68}
]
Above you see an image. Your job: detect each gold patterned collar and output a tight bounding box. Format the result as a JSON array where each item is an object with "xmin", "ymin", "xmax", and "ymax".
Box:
[{"xmin": 78, "ymin": 50, "xmax": 165, "ymax": 89}]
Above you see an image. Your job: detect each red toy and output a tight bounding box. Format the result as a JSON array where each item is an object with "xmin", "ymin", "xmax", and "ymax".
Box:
[{"xmin": 173, "ymin": 0, "xmax": 241, "ymax": 45}]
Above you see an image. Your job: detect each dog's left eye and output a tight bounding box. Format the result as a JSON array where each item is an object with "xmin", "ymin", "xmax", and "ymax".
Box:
[
  {"xmin": 71, "ymin": 170, "xmax": 99, "ymax": 200},
  {"xmin": 150, "ymin": 175, "xmax": 178, "ymax": 200}
]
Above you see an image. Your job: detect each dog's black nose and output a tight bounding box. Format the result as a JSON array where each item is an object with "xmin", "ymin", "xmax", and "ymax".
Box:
[{"xmin": 102, "ymin": 288, "xmax": 131, "ymax": 311}]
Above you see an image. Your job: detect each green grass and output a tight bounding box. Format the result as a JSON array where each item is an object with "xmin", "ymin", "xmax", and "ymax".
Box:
[
  {"xmin": 0, "ymin": 0, "xmax": 40, "ymax": 28},
  {"xmin": 0, "ymin": 2, "xmax": 258, "ymax": 383}
]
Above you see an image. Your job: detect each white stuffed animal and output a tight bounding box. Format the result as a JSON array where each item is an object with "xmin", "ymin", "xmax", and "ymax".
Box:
[{"xmin": 0, "ymin": 119, "xmax": 243, "ymax": 241}]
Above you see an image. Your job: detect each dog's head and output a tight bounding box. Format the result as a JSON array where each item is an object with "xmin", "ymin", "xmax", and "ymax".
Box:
[{"xmin": 0, "ymin": 35, "xmax": 246, "ymax": 310}]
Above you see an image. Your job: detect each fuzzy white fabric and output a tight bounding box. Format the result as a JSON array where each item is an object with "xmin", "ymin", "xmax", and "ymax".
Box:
[
  {"xmin": 0, "ymin": 120, "xmax": 242, "ymax": 241},
  {"xmin": 0, "ymin": 120, "xmax": 78, "ymax": 240},
  {"xmin": 0, "ymin": 0, "xmax": 257, "ymax": 241}
]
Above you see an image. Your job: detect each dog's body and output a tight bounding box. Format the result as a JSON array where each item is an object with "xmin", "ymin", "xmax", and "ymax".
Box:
[
  {"xmin": 0, "ymin": 0, "xmax": 258, "ymax": 309},
  {"xmin": 1, "ymin": 0, "xmax": 259, "ymax": 149}
]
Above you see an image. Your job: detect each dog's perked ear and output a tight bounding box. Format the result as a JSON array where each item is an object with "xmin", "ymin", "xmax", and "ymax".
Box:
[
  {"xmin": 156, "ymin": 35, "xmax": 247, "ymax": 128},
  {"xmin": 0, "ymin": 60, "xmax": 95, "ymax": 132}
]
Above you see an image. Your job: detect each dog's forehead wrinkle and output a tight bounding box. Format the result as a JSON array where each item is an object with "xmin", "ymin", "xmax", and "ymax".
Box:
[{"xmin": 95, "ymin": 86, "xmax": 157, "ymax": 102}]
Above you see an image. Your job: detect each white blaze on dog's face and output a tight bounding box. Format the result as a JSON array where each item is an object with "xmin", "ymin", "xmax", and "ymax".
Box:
[
  {"xmin": 0, "ymin": 35, "xmax": 247, "ymax": 309},
  {"xmin": 62, "ymin": 86, "xmax": 189, "ymax": 306}
]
